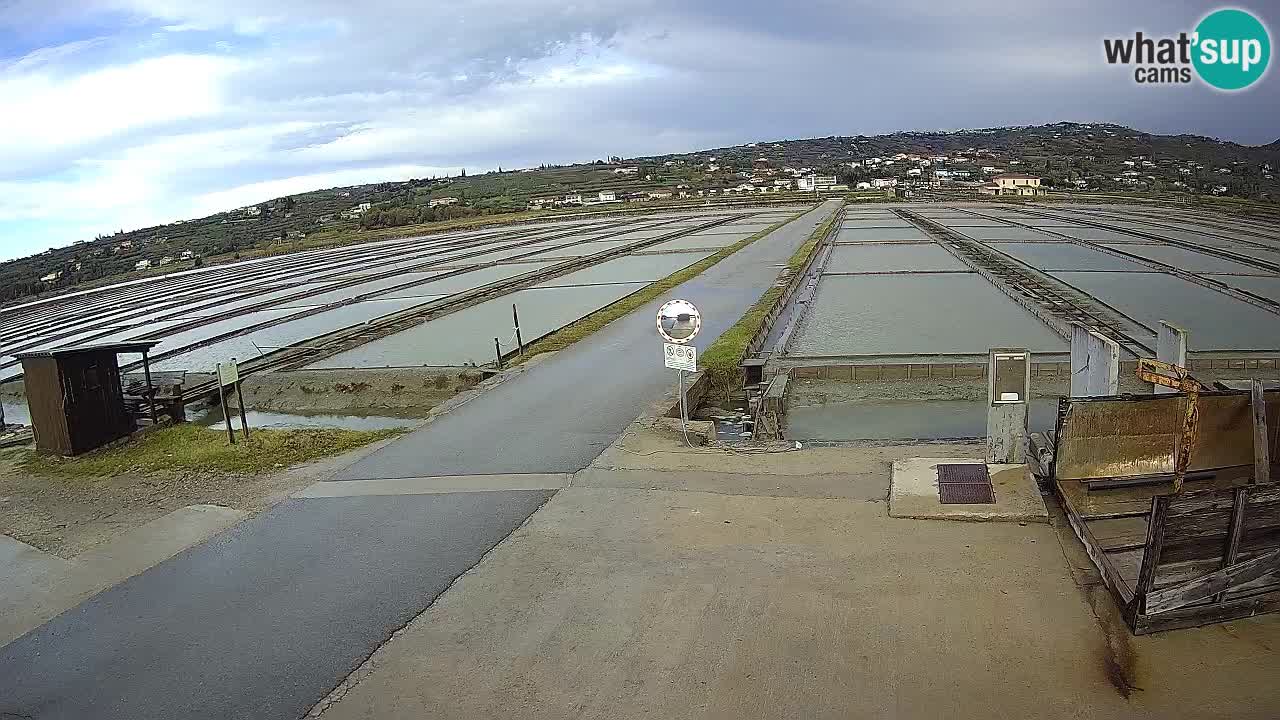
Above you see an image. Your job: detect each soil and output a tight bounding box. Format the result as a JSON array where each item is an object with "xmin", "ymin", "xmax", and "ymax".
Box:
[
  {"xmin": 227, "ymin": 367, "xmax": 484, "ymax": 415},
  {"xmin": 0, "ymin": 435, "xmax": 397, "ymax": 559}
]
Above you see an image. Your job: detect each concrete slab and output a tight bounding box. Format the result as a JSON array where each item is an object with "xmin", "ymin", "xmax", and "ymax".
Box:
[
  {"xmin": 1, "ymin": 504, "xmax": 246, "ymax": 648},
  {"xmin": 307, "ymin": 481, "xmax": 1280, "ymax": 720},
  {"xmin": 295, "ymin": 474, "xmax": 572, "ymax": 497},
  {"xmin": 889, "ymin": 457, "xmax": 1048, "ymax": 522}
]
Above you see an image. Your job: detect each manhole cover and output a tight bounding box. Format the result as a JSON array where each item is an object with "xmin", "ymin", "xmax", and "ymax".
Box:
[
  {"xmin": 937, "ymin": 463, "xmax": 990, "ymax": 485},
  {"xmin": 937, "ymin": 464, "xmax": 995, "ymax": 504},
  {"xmin": 938, "ymin": 483, "xmax": 996, "ymax": 504}
]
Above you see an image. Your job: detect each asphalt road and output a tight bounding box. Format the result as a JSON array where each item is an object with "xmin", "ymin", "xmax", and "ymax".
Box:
[
  {"xmin": 0, "ymin": 491, "xmax": 554, "ymax": 720},
  {"xmin": 336, "ymin": 200, "xmax": 841, "ymax": 480},
  {"xmin": 0, "ymin": 200, "xmax": 838, "ymax": 720}
]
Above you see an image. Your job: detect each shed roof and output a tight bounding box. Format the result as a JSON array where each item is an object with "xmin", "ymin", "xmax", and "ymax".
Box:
[{"xmin": 15, "ymin": 341, "xmax": 161, "ymax": 360}]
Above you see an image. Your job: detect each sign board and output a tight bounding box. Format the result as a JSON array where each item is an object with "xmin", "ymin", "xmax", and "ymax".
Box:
[
  {"xmin": 656, "ymin": 299, "xmax": 701, "ymax": 344},
  {"xmin": 664, "ymin": 343, "xmax": 696, "ymax": 372},
  {"xmin": 216, "ymin": 360, "xmax": 240, "ymax": 388}
]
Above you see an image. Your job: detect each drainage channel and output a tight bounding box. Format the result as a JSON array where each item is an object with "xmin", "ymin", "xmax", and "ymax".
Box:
[{"xmin": 895, "ymin": 209, "xmax": 1155, "ymax": 357}]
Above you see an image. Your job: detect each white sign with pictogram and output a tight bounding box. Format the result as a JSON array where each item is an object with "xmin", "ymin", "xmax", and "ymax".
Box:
[{"xmin": 664, "ymin": 342, "xmax": 696, "ymax": 372}]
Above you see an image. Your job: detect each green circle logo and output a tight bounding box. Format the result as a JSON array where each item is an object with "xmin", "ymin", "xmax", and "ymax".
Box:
[{"xmin": 1193, "ymin": 8, "xmax": 1271, "ymax": 90}]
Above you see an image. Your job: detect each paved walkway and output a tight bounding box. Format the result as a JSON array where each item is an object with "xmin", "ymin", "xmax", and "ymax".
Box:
[{"xmin": 0, "ymin": 201, "xmax": 839, "ymax": 720}]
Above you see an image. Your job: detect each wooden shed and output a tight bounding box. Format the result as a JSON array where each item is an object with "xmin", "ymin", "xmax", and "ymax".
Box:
[{"xmin": 15, "ymin": 342, "xmax": 160, "ymax": 456}]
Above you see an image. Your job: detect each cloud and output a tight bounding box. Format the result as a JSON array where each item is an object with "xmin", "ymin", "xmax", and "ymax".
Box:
[{"xmin": 0, "ymin": 0, "xmax": 1276, "ymax": 260}]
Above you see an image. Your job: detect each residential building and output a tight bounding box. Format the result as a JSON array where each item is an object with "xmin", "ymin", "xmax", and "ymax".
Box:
[
  {"xmin": 40, "ymin": 271, "xmax": 61, "ymax": 283},
  {"xmin": 180, "ymin": 250, "xmax": 196, "ymax": 261},
  {"xmin": 870, "ymin": 178, "xmax": 898, "ymax": 189},
  {"xmin": 563, "ymin": 193, "xmax": 583, "ymax": 205},
  {"xmin": 135, "ymin": 260, "xmax": 152, "ymax": 271},
  {"xmin": 985, "ymin": 174, "xmax": 1046, "ymax": 196},
  {"xmin": 647, "ymin": 190, "xmax": 674, "ymax": 200},
  {"xmin": 159, "ymin": 256, "xmax": 174, "ymax": 266},
  {"xmin": 613, "ymin": 167, "xmax": 639, "ymax": 175},
  {"xmin": 597, "ymin": 190, "xmax": 617, "ymax": 203},
  {"xmin": 429, "ymin": 197, "xmax": 460, "ymax": 208}
]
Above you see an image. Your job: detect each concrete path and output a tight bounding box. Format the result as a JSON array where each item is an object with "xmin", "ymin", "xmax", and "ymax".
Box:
[
  {"xmin": 335, "ymin": 200, "xmax": 840, "ymax": 479},
  {"xmin": 0, "ymin": 202, "xmax": 837, "ymax": 720},
  {"xmin": 0, "ymin": 492, "xmax": 554, "ymax": 720}
]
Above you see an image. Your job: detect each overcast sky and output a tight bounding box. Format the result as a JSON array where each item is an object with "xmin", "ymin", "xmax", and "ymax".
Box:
[{"xmin": 1, "ymin": 0, "xmax": 1276, "ymax": 260}]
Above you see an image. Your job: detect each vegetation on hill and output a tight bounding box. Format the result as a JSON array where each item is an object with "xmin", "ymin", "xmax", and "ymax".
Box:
[{"xmin": 5, "ymin": 122, "xmax": 1277, "ymax": 307}]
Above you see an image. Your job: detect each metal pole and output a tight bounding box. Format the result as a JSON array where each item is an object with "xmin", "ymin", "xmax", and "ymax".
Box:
[
  {"xmin": 236, "ymin": 380, "xmax": 250, "ymax": 442},
  {"xmin": 513, "ymin": 304, "xmax": 524, "ymax": 356},
  {"xmin": 216, "ymin": 364, "xmax": 235, "ymax": 445},
  {"xmin": 678, "ymin": 369, "xmax": 686, "ymax": 431},
  {"xmin": 494, "ymin": 337, "xmax": 503, "ymax": 369}
]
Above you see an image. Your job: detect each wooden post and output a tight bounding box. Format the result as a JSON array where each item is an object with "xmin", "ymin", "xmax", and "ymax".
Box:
[
  {"xmin": 216, "ymin": 363, "xmax": 235, "ymax": 445},
  {"xmin": 1135, "ymin": 495, "xmax": 1171, "ymax": 615},
  {"xmin": 1252, "ymin": 379, "xmax": 1270, "ymax": 485},
  {"xmin": 1214, "ymin": 486, "xmax": 1250, "ymax": 603},
  {"xmin": 494, "ymin": 337, "xmax": 503, "ymax": 369},
  {"xmin": 513, "ymin": 304, "xmax": 524, "ymax": 356},
  {"xmin": 142, "ymin": 349, "xmax": 157, "ymax": 423},
  {"xmin": 236, "ymin": 381, "xmax": 251, "ymax": 442}
]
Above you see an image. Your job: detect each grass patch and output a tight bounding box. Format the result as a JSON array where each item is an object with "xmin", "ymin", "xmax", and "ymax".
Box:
[
  {"xmin": 513, "ymin": 208, "xmax": 811, "ymax": 363},
  {"xmin": 698, "ymin": 204, "xmax": 842, "ymax": 396},
  {"xmin": 21, "ymin": 423, "xmax": 405, "ymax": 478}
]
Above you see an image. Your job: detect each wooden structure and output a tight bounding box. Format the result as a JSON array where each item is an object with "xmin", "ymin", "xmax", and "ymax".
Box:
[
  {"xmin": 1040, "ymin": 374, "xmax": 1280, "ymax": 634},
  {"xmin": 16, "ymin": 342, "xmax": 161, "ymax": 456}
]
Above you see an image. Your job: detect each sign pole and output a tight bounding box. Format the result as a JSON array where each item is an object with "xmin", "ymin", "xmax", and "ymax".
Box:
[{"xmin": 216, "ymin": 363, "xmax": 236, "ymax": 445}]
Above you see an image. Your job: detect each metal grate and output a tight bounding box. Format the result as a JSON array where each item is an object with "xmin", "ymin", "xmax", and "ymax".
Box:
[
  {"xmin": 937, "ymin": 464, "xmax": 995, "ymax": 504},
  {"xmin": 937, "ymin": 463, "xmax": 990, "ymax": 485}
]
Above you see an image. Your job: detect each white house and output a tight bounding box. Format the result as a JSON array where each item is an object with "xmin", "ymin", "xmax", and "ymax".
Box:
[
  {"xmin": 986, "ymin": 174, "xmax": 1045, "ymax": 196},
  {"xmin": 563, "ymin": 193, "xmax": 583, "ymax": 205},
  {"xmin": 855, "ymin": 181, "xmax": 872, "ymax": 190},
  {"xmin": 40, "ymin": 271, "xmax": 61, "ymax": 283},
  {"xmin": 613, "ymin": 167, "xmax": 639, "ymax": 175},
  {"xmin": 597, "ymin": 190, "xmax": 618, "ymax": 203},
  {"xmin": 429, "ymin": 197, "xmax": 460, "ymax": 208},
  {"xmin": 180, "ymin": 250, "xmax": 196, "ymax": 261},
  {"xmin": 159, "ymin": 256, "xmax": 174, "ymax": 266},
  {"xmin": 871, "ymin": 178, "xmax": 898, "ymax": 189},
  {"xmin": 135, "ymin": 259, "xmax": 152, "ymax": 271},
  {"xmin": 907, "ymin": 168, "xmax": 923, "ymax": 177}
]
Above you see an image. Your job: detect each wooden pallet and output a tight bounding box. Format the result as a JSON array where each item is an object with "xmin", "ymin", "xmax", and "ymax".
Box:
[{"xmin": 1047, "ymin": 387, "xmax": 1280, "ymax": 634}]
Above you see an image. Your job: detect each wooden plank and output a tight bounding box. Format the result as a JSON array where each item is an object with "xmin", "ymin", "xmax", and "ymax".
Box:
[
  {"xmin": 1214, "ymin": 486, "xmax": 1250, "ymax": 602},
  {"xmin": 1256, "ymin": 380, "xmax": 1272, "ymax": 485},
  {"xmin": 1136, "ymin": 589, "xmax": 1280, "ymax": 635},
  {"xmin": 1056, "ymin": 480, "xmax": 1137, "ymax": 604},
  {"xmin": 1145, "ymin": 548, "xmax": 1280, "ymax": 614},
  {"xmin": 1136, "ymin": 496, "xmax": 1171, "ymax": 612}
]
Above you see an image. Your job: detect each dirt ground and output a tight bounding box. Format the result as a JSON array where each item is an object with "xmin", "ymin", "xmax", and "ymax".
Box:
[
  {"xmin": 238, "ymin": 367, "xmax": 484, "ymax": 414},
  {"xmin": 0, "ymin": 434, "xmax": 400, "ymax": 559}
]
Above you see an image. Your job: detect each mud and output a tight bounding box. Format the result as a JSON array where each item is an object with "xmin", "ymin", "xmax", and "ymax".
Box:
[{"xmin": 235, "ymin": 367, "xmax": 484, "ymax": 416}]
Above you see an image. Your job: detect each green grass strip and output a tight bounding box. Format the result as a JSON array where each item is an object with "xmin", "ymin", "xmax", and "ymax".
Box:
[
  {"xmin": 514, "ymin": 208, "xmax": 811, "ymax": 364},
  {"xmin": 698, "ymin": 204, "xmax": 841, "ymax": 395},
  {"xmin": 21, "ymin": 423, "xmax": 405, "ymax": 477}
]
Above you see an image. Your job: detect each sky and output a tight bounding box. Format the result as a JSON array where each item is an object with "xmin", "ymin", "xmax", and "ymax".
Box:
[{"xmin": 1, "ymin": 0, "xmax": 1277, "ymax": 261}]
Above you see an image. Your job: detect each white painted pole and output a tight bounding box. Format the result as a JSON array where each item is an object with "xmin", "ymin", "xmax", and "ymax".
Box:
[{"xmin": 1155, "ymin": 320, "xmax": 1188, "ymax": 395}]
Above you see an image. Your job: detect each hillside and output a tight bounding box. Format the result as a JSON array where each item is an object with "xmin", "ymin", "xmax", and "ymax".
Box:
[{"xmin": 5, "ymin": 121, "xmax": 1278, "ymax": 307}]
